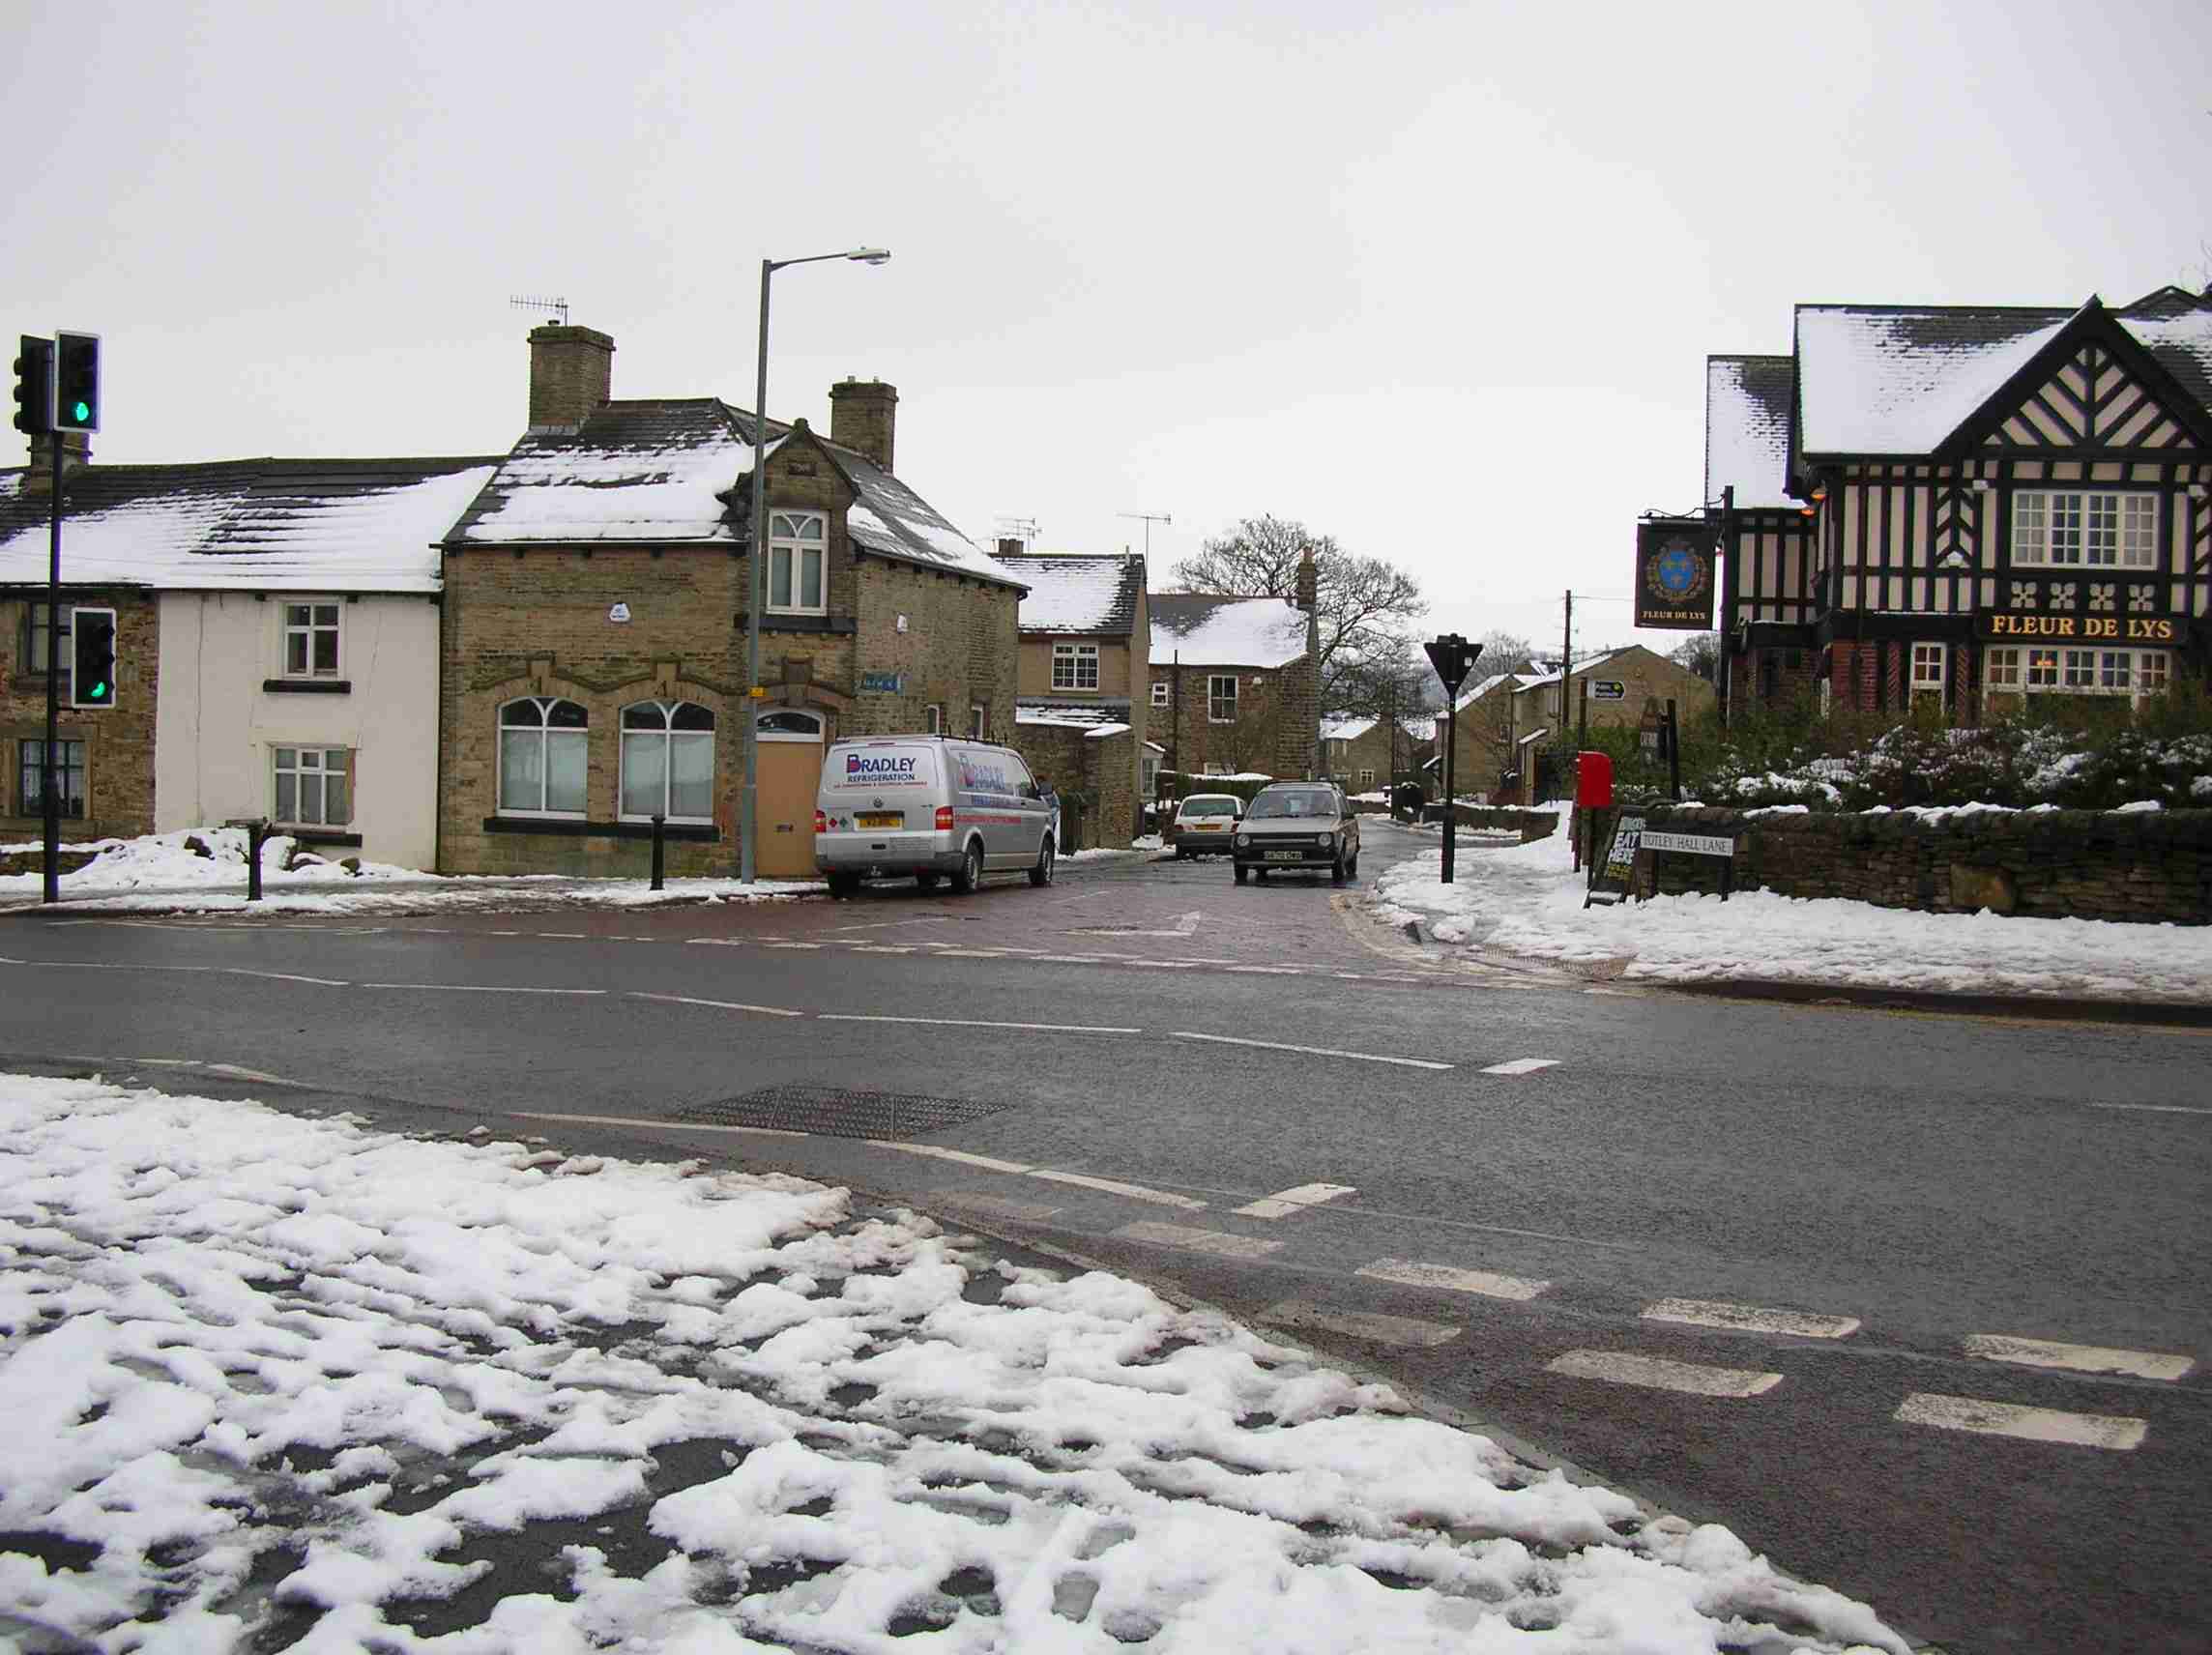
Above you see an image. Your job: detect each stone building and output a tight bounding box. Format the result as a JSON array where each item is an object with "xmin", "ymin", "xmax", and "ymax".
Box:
[
  {"xmin": 436, "ymin": 326, "xmax": 1023, "ymax": 879},
  {"xmin": 1698, "ymin": 285, "xmax": 2212, "ymax": 721},
  {"xmin": 1148, "ymin": 558, "xmax": 1320, "ymax": 783},
  {"xmin": 1320, "ymin": 715, "xmax": 1431, "ymax": 796},
  {"xmin": 0, "ymin": 431, "xmax": 493, "ymax": 864},
  {"xmin": 997, "ymin": 550, "xmax": 1150, "ymax": 846},
  {"xmin": 1432, "ymin": 647, "xmax": 1713, "ymax": 802}
]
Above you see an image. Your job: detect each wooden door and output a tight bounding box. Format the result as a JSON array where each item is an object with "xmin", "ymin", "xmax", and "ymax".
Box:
[{"xmin": 756, "ymin": 721, "xmax": 824, "ymax": 878}]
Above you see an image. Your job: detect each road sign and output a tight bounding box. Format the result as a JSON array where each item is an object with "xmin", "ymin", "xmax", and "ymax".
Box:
[
  {"xmin": 1587, "ymin": 679, "xmax": 1625, "ymax": 702},
  {"xmin": 1423, "ymin": 633, "xmax": 1482, "ymax": 696},
  {"xmin": 1643, "ymin": 830, "xmax": 1732, "ymax": 857}
]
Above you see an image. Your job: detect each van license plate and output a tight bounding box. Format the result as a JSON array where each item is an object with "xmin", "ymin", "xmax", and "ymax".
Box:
[
  {"xmin": 857, "ymin": 813, "xmax": 902, "ymax": 828},
  {"xmin": 1265, "ymin": 850, "xmax": 1304, "ymax": 861}
]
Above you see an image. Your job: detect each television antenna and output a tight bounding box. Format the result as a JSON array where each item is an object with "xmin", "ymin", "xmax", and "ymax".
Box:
[
  {"xmin": 509, "ymin": 294, "xmax": 571, "ymax": 326},
  {"xmin": 994, "ymin": 515, "xmax": 1039, "ymax": 549},
  {"xmin": 1119, "ymin": 510, "xmax": 1171, "ymax": 564}
]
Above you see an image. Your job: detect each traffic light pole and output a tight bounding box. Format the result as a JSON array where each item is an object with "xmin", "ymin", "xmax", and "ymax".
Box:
[{"xmin": 42, "ymin": 433, "xmax": 61, "ymax": 906}]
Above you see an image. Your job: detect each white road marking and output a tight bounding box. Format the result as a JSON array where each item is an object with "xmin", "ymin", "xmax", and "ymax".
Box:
[
  {"xmin": 763, "ymin": 942, "xmax": 824, "ymax": 950},
  {"xmin": 627, "ymin": 992, "xmax": 805, "ymax": 1019},
  {"xmin": 845, "ymin": 944, "xmax": 917, "ymax": 954},
  {"xmin": 1547, "ymin": 1350, "xmax": 1785, "ymax": 1398},
  {"xmin": 926, "ymin": 949, "xmax": 1005, "ymax": 959},
  {"xmin": 201, "ymin": 1063, "xmax": 310, "ymax": 1088},
  {"xmin": 1126, "ymin": 959, "xmax": 1200, "ymax": 970},
  {"xmin": 1224, "ymin": 965, "xmax": 1304, "ymax": 975},
  {"xmin": 1029, "ymin": 1170, "xmax": 1207, "ymax": 1208},
  {"xmin": 363, "ymin": 983, "xmax": 606, "ymax": 995},
  {"xmin": 2090, "ymin": 1102, "xmax": 2212, "ymax": 1117},
  {"xmin": 934, "ymin": 1192, "xmax": 1063, "ymax": 1223},
  {"xmin": 818, "ymin": 1014, "xmax": 1140, "ymax": 1034},
  {"xmin": 888, "ymin": 1144, "xmax": 1035, "ymax": 1174},
  {"xmin": 1895, "ymin": 1392, "xmax": 2147, "ymax": 1451},
  {"xmin": 1644, "ymin": 1298, "xmax": 1862, "ymax": 1340},
  {"xmin": 1171, "ymin": 1031, "xmax": 1451, "ymax": 1071},
  {"xmin": 229, "ymin": 969, "xmax": 352, "ymax": 986},
  {"xmin": 1262, "ymin": 1300, "xmax": 1463, "ymax": 1349},
  {"xmin": 1481, "ymin": 1058, "xmax": 1559, "ymax": 1076},
  {"xmin": 1032, "ymin": 954, "xmax": 1109, "ymax": 964},
  {"xmin": 1113, "ymin": 1220, "xmax": 1282, "ymax": 1260},
  {"xmin": 685, "ymin": 938, "xmax": 747, "ymax": 946},
  {"xmin": 537, "ymin": 932, "xmax": 588, "ymax": 939},
  {"xmin": 1963, "ymin": 1334, "xmax": 2194, "ymax": 1381},
  {"xmin": 507, "ymin": 1110, "xmax": 807, "ymax": 1139},
  {"xmin": 1235, "ymin": 1182, "xmax": 1356, "ymax": 1219},
  {"xmin": 1357, "ymin": 1258, "xmax": 1551, "ymax": 1300}
]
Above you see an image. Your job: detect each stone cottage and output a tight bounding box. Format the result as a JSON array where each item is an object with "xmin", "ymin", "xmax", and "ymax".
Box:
[{"xmin": 1149, "ymin": 556, "xmax": 1320, "ymax": 784}]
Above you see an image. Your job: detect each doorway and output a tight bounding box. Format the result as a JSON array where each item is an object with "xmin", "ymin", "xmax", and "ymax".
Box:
[{"xmin": 754, "ymin": 709, "xmax": 825, "ymax": 878}]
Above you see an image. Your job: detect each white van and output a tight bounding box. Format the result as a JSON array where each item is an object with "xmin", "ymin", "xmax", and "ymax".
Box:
[{"xmin": 815, "ymin": 735, "xmax": 1057, "ymax": 897}]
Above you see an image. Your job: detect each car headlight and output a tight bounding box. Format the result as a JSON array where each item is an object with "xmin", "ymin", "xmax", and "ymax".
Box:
[{"xmin": 1237, "ymin": 833, "xmax": 1249, "ymax": 847}]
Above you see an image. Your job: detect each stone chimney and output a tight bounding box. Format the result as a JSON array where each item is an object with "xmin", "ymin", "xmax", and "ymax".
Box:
[
  {"xmin": 19, "ymin": 430, "xmax": 91, "ymax": 498},
  {"xmin": 996, "ymin": 537, "xmax": 1024, "ymax": 559},
  {"xmin": 828, "ymin": 378, "xmax": 897, "ymax": 473},
  {"xmin": 527, "ymin": 324, "xmax": 615, "ymax": 432},
  {"xmin": 1295, "ymin": 544, "xmax": 1318, "ymax": 613}
]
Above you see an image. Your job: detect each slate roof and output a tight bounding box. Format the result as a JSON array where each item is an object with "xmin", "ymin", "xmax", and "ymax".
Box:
[
  {"xmin": 1149, "ymin": 593, "xmax": 1309, "ymax": 668},
  {"xmin": 444, "ymin": 398, "xmax": 1022, "ymax": 590},
  {"xmin": 0, "ymin": 457, "xmax": 500, "ymax": 593},
  {"xmin": 1705, "ymin": 356, "xmax": 1796, "ymax": 509},
  {"xmin": 995, "ymin": 552, "xmax": 1144, "ymax": 636}
]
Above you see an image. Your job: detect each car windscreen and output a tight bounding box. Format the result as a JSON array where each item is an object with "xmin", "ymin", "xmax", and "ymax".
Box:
[
  {"xmin": 1245, "ymin": 790, "xmax": 1336, "ymax": 820},
  {"xmin": 1179, "ymin": 797, "xmax": 1239, "ymax": 817},
  {"xmin": 826, "ymin": 744, "xmax": 939, "ymax": 790}
]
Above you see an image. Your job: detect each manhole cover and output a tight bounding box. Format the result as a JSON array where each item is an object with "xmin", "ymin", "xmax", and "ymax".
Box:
[{"xmin": 675, "ymin": 1085, "xmax": 1010, "ymax": 1142}]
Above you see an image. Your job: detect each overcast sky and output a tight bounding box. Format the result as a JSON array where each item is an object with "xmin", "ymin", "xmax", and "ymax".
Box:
[{"xmin": 6, "ymin": 0, "xmax": 2208, "ymax": 665}]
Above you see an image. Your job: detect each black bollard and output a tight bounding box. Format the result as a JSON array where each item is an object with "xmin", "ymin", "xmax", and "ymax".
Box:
[
  {"xmin": 650, "ymin": 814, "xmax": 666, "ymax": 891},
  {"xmin": 247, "ymin": 820, "xmax": 269, "ymax": 902}
]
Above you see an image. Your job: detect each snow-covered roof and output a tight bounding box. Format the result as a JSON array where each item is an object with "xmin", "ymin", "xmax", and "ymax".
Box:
[
  {"xmin": 1453, "ymin": 672, "xmax": 1518, "ymax": 712},
  {"xmin": 1792, "ymin": 290, "xmax": 2212, "ymax": 456},
  {"xmin": 1512, "ymin": 649, "xmax": 1634, "ymax": 695},
  {"xmin": 447, "ymin": 398, "xmax": 1021, "ymax": 590},
  {"xmin": 997, "ymin": 552, "xmax": 1144, "ymax": 636},
  {"xmin": 1705, "ymin": 356, "xmax": 1796, "ymax": 509},
  {"xmin": 1321, "ymin": 715, "xmax": 1377, "ymax": 742},
  {"xmin": 1015, "ymin": 700, "xmax": 1129, "ymax": 729},
  {"xmin": 1150, "ymin": 594, "xmax": 1308, "ymax": 668},
  {"xmin": 0, "ymin": 457, "xmax": 499, "ymax": 594}
]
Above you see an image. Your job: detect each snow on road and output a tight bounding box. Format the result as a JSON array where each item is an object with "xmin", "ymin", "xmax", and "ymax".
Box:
[
  {"xmin": 0, "ymin": 1076, "xmax": 1902, "ymax": 1652},
  {"xmin": 1370, "ymin": 816, "xmax": 2212, "ymax": 1002}
]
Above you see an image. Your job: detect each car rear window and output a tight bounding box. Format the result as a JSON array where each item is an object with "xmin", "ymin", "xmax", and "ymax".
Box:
[
  {"xmin": 1180, "ymin": 797, "xmax": 1238, "ymax": 817},
  {"xmin": 827, "ymin": 743, "xmax": 939, "ymax": 790}
]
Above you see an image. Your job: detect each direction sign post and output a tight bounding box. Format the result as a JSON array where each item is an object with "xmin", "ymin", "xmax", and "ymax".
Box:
[{"xmin": 1422, "ymin": 634, "xmax": 1483, "ymax": 883}]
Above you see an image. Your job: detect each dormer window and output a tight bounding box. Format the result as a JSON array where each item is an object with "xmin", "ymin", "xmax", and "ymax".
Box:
[{"xmin": 769, "ymin": 510, "xmax": 827, "ymax": 614}]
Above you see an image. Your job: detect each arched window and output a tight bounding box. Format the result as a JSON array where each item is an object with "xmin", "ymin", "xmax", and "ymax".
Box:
[
  {"xmin": 755, "ymin": 709, "xmax": 823, "ymax": 739},
  {"xmin": 621, "ymin": 701, "xmax": 715, "ymax": 822},
  {"xmin": 499, "ymin": 698, "xmax": 588, "ymax": 816}
]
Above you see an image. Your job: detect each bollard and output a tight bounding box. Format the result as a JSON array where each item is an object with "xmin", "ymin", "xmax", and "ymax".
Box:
[
  {"xmin": 650, "ymin": 814, "xmax": 666, "ymax": 891},
  {"xmin": 247, "ymin": 820, "xmax": 269, "ymax": 902}
]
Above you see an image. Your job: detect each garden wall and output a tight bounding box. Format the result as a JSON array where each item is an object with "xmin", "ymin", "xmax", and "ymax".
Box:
[{"xmin": 1616, "ymin": 805, "xmax": 2212, "ymax": 925}]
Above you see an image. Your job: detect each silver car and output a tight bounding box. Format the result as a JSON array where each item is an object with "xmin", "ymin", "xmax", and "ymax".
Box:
[{"xmin": 1232, "ymin": 781, "xmax": 1359, "ymax": 885}]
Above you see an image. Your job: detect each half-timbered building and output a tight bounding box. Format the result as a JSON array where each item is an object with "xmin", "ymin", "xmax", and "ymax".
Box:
[{"xmin": 1703, "ymin": 286, "xmax": 2212, "ymax": 720}]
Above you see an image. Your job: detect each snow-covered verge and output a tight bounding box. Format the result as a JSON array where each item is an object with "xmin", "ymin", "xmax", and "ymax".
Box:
[
  {"xmin": 0, "ymin": 828, "xmax": 821, "ymax": 915},
  {"xmin": 0, "ymin": 1077, "xmax": 1904, "ymax": 1653},
  {"xmin": 1370, "ymin": 816, "xmax": 2212, "ymax": 1002}
]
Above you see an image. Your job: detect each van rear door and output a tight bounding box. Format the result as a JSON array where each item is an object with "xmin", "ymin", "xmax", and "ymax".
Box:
[{"xmin": 822, "ymin": 740, "xmax": 940, "ymax": 832}]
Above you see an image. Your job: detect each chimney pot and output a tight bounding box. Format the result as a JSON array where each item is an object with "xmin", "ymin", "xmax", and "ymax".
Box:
[
  {"xmin": 527, "ymin": 324, "xmax": 615, "ymax": 432},
  {"xmin": 829, "ymin": 378, "xmax": 898, "ymax": 473},
  {"xmin": 996, "ymin": 537, "xmax": 1024, "ymax": 558}
]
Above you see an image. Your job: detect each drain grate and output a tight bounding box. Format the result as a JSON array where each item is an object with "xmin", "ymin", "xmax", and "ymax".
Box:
[{"xmin": 675, "ymin": 1085, "xmax": 1011, "ymax": 1142}]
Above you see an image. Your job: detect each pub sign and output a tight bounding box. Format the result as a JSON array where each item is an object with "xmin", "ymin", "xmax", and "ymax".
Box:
[{"xmin": 1634, "ymin": 518, "xmax": 1716, "ymax": 630}]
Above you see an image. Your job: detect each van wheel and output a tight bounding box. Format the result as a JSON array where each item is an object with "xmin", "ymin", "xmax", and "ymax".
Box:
[
  {"xmin": 1254, "ymin": 868, "xmax": 1269, "ymax": 883},
  {"xmin": 1234, "ymin": 863, "xmax": 1249, "ymax": 886},
  {"xmin": 826, "ymin": 872, "xmax": 860, "ymax": 898},
  {"xmin": 1029, "ymin": 835, "xmax": 1056, "ymax": 886},
  {"xmin": 950, "ymin": 839, "xmax": 983, "ymax": 894}
]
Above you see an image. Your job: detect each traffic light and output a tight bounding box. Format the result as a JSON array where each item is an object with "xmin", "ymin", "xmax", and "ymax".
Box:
[
  {"xmin": 53, "ymin": 331, "xmax": 99, "ymax": 433},
  {"xmin": 73, "ymin": 607, "xmax": 116, "ymax": 709},
  {"xmin": 12, "ymin": 334, "xmax": 53, "ymax": 436}
]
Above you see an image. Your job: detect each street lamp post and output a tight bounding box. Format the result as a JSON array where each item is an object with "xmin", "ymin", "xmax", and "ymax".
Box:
[{"xmin": 741, "ymin": 246, "xmax": 890, "ymax": 886}]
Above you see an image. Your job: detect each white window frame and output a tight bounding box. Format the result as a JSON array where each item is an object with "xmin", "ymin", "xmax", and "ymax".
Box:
[
  {"xmin": 1986, "ymin": 644, "xmax": 2170, "ymax": 705},
  {"xmin": 2011, "ymin": 489, "xmax": 2158, "ymax": 569},
  {"xmin": 24, "ymin": 601, "xmax": 74, "ymax": 702},
  {"xmin": 1051, "ymin": 642, "xmax": 1100, "ymax": 692},
  {"xmin": 619, "ymin": 701, "xmax": 716, "ymax": 824},
  {"xmin": 282, "ymin": 600, "xmax": 342, "ymax": 678},
  {"xmin": 970, "ymin": 704, "xmax": 987, "ymax": 740},
  {"xmin": 1208, "ymin": 674, "xmax": 1237, "ymax": 724},
  {"xmin": 1910, "ymin": 642, "xmax": 1947, "ymax": 692},
  {"xmin": 18, "ymin": 736, "xmax": 85, "ymax": 819},
  {"xmin": 767, "ymin": 509, "xmax": 829, "ymax": 615},
  {"xmin": 1150, "ymin": 679, "xmax": 1170, "ymax": 709},
  {"xmin": 497, "ymin": 696, "xmax": 590, "ymax": 818},
  {"xmin": 1359, "ymin": 768, "xmax": 1376, "ymax": 789},
  {"xmin": 273, "ymin": 745, "xmax": 351, "ymax": 828},
  {"xmin": 925, "ymin": 704, "xmax": 943, "ymax": 735}
]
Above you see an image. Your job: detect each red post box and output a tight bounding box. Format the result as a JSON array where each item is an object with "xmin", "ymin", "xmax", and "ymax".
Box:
[{"xmin": 1576, "ymin": 750, "xmax": 1614, "ymax": 809}]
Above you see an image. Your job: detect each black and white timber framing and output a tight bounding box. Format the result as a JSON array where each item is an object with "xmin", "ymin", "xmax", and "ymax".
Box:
[{"xmin": 1699, "ymin": 286, "xmax": 2212, "ymax": 720}]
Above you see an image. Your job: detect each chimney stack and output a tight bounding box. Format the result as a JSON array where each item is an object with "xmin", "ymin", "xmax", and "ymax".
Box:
[
  {"xmin": 19, "ymin": 430, "xmax": 91, "ymax": 497},
  {"xmin": 996, "ymin": 537, "xmax": 1025, "ymax": 558},
  {"xmin": 829, "ymin": 377, "xmax": 898, "ymax": 473},
  {"xmin": 527, "ymin": 324, "xmax": 615, "ymax": 432},
  {"xmin": 1295, "ymin": 544, "xmax": 1318, "ymax": 614}
]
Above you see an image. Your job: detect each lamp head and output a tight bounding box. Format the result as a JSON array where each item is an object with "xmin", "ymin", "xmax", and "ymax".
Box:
[{"xmin": 849, "ymin": 247, "xmax": 891, "ymax": 265}]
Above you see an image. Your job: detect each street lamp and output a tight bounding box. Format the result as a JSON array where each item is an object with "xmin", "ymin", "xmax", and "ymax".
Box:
[{"xmin": 741, "ymin": 246, "xmax": 891, "ymax": 885}]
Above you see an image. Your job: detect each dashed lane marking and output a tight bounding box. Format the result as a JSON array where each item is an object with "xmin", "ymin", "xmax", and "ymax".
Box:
[
  {"xmin": 1235, "ymin": 1182, "xmax": 1357, "ymax": 1219},
  {"xmin": 1262, "ymin": 1300, "xmax": 1463, "ymax": 1349},
  {"xmin": 1481, "ymin": 1058, "xmax": 1560, "ymax": 1076},
  {"xmin": 537, "ymin": 932, "xmax": 588, "ymax": 939},
  {"xmin": 818, "ymin": 1014, "xmax": 1141, "ymax": 1035},
  {"xmin": 934, "ymin": 1191, "xmax": 1064, "ymax": 1224},
  {"xmin": 1224, "ymin": 965, "xmax": 1305, "ymax": 975},
  {"xmin": 2089, "ymin": 1102, "xmax": 2212, "ymax": 1117},
  {"xmin": 763, "ymin": 942, "xmax": 824, "ymax": 950},
  {"xmin": 846, "ymin": 945, "xmax": 917, "ymax": 954},
  {"xmin": 1027, "ymin": 1170, "xmax": 1208, "ymax": 1209},
  {"xmin": 1113, "ymin": 1220, "xmax": 1283, "ymax": 1260},
  {"xmin": 1357, "ymin": 1258, "xmax": 1551, "ymax": 1300},
  {"xmin": 887, "ymin": 1144, "xmax": 1034, "ymax": 1174},
  {"xmin": 364, "ymin": 983, "xmax": 606, "ymax": 995},
  {"xmin": 1895, "ymin": 1392, "xmax": 2147, "ymax": 1450},
  {"xmin": 1644, "ymin": 1298, "xmax": 1862, "ymax": 1340},
  {"xmin": 1547, "ymin": 1350, "xmax": 1785, "ymax": 1398},
  {"xmin": 1171, "ymin": 1031, "xmax": 1451, "ymax": 1071},
  {"xmin": 1963, "ymin": 1334, "xmax": 2194, "ymax": 1381},
  {"xmin": 627, "ymin": 992, "xmax": 806, "ymax": 1019},
  {"xmin": 927, "ymin": 949, "xmax": 1008, "ymax": 959}
]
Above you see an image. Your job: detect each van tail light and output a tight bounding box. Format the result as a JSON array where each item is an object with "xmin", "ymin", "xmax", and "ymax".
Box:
[
  {"xmin": 814, "ymin": 809, "xmax": 828, "ymax": 834},
  {"xmin": 934, "ymin": 805, "xmax": 955, "ymax": 830}
]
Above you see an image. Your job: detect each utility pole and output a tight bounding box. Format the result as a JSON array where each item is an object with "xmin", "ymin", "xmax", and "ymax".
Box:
[{"xmin": 1559, "ymin": 588, "xmax": 1574, "ymax": 730}]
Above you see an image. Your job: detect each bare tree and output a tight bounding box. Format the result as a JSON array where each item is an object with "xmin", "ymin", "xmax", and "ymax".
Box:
[
  {"xmin": 1669, "ymin": 631, "xmax": 1719, "ymax": 682},
  {"xmin": 1170, "ymin": 514, "xmax": 1426, "ymax": 710}
]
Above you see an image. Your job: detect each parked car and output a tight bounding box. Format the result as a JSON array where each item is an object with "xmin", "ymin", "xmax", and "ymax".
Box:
[
  {"xmin": 1170, "ymin": 793, "xmax": 1244, "ymax": 857},
  {"xmin": 1232, "ymin": 781, "xmax": 1359, "ymax": 885},
  {"xmin": 815, "ymin": 735, "xmax": 1056, "ymax": 897}
]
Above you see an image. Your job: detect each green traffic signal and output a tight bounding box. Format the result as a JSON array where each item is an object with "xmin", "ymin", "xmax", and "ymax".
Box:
[{"xmin": 71, "ymin": 400, "xmax": 90, "ymax": 424}]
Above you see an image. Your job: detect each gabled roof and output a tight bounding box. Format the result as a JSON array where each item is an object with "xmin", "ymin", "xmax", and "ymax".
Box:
[
  {"xmin": 996, "ymin": 552, "xmax": 1145, "ymax": 636},
  {"xmin": 1705, "ymin": 356, "xmax": 1796, "ymax": 509},
  {"xmin": 0, "ymin": 456, "xmax": 500, "ymax": 593},
  {"xmin": 1321, "ymin": 715, "xmax": 1377, "ymax": 741},
  {"xmin": 1791, "ymin": 290, "xmax": 2212, "ymax": 457},
  {"xmin": 1149, "ymin": 593, "xmax": 1308, "ymax": 668},
  {"xmin": 445, "ymin": 398, "xmax": 1021, "ymax": 589}
]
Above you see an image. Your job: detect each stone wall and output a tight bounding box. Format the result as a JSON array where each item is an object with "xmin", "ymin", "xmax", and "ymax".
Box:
[
  {"xmin": 1009, "ymin": 721, "xmax": 1141, "ymax": 849},
  {"xmin": 1615, "ymin": 803, "xmax": 2212, "ymax": 924}
]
